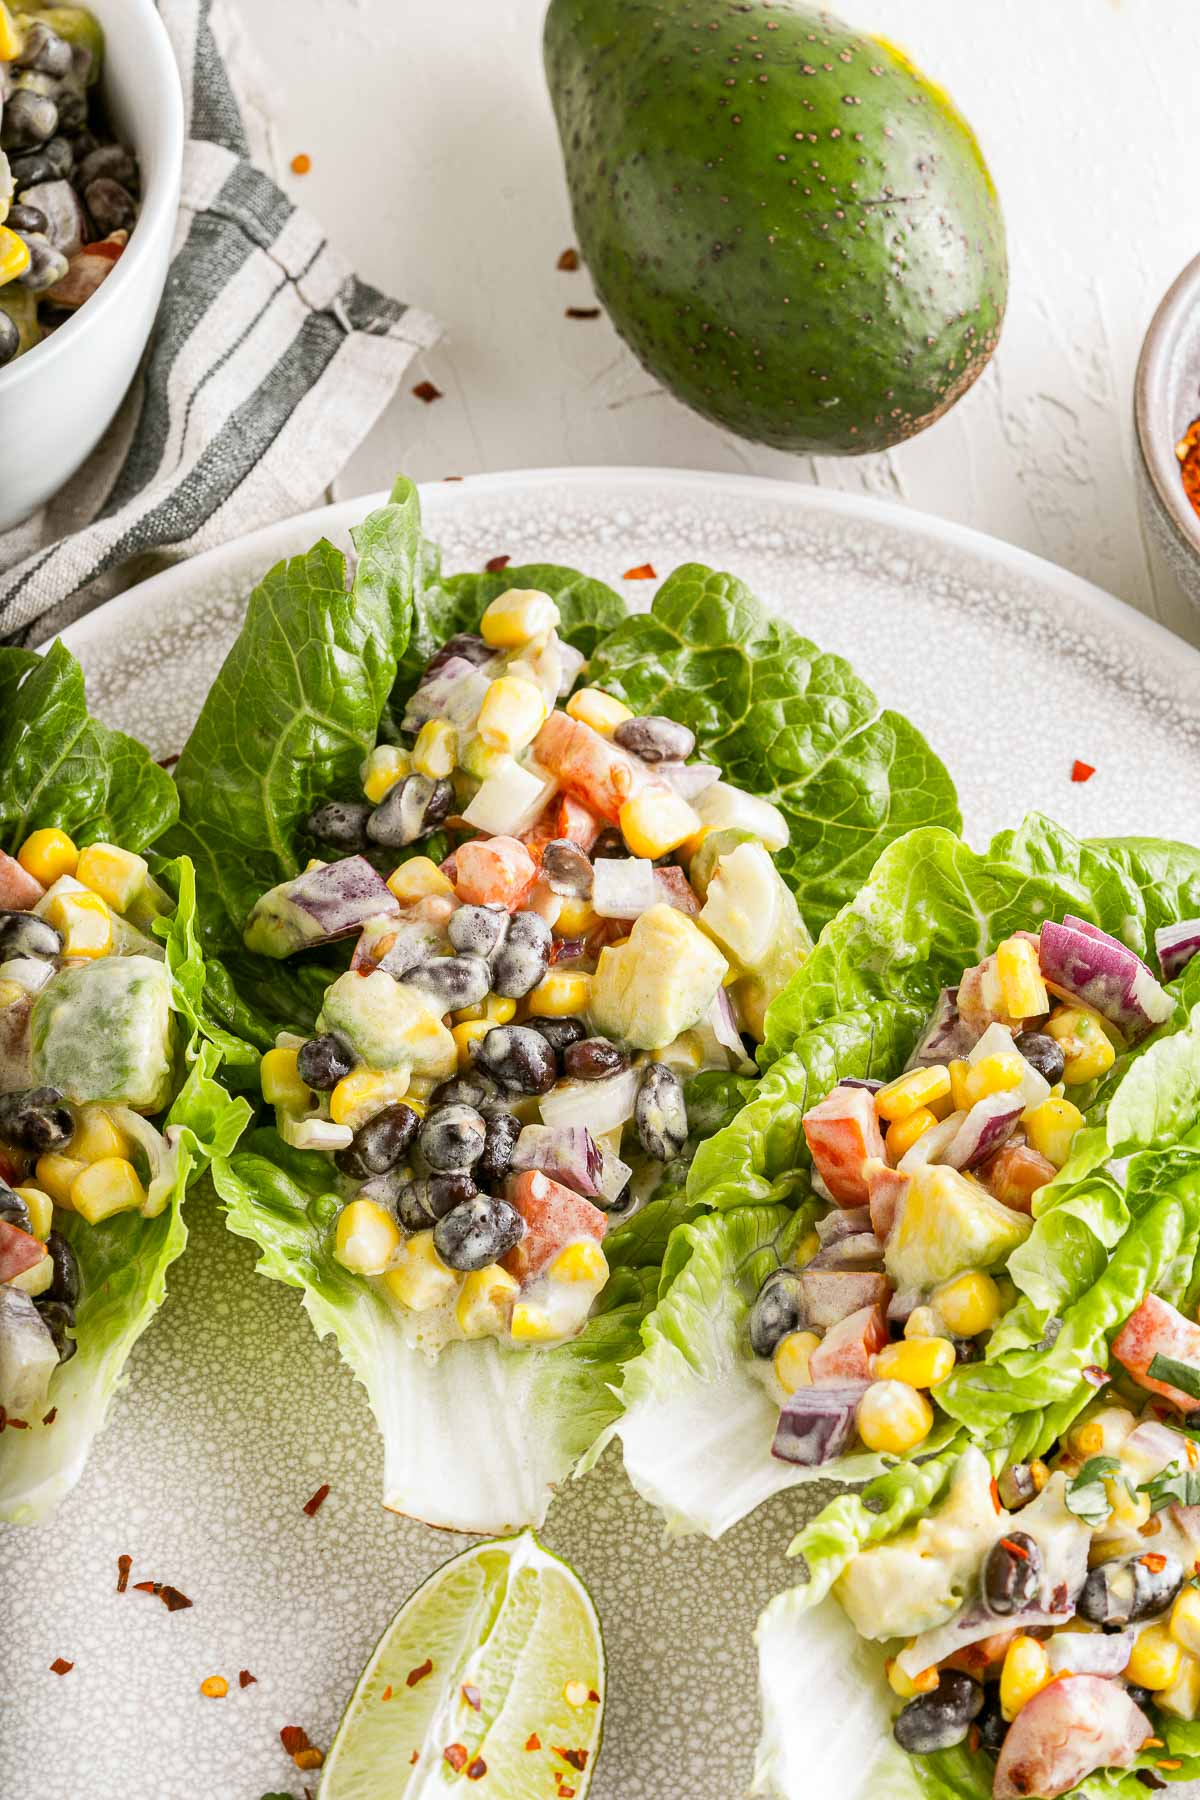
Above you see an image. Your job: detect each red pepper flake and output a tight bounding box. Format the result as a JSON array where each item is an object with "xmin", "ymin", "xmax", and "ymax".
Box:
[
  {"xmin": 131, "ymin": 1578, "xmax": 191, "ymax": 1609},
  {"xmin": 1071, "ymin": 760, "xmax": 1095, "ymax": 784},
  {"xmin": 49, "ymin": 1657, "xmax": 73, "ymax": 1676},
  {"xmin": 1142, "ymin": 1553, "xmax": 1169, "ymax": 1573},
  {"xmin": 382, "ymin": 1684, "xmax": 393, "ymax": 1702},
  {"xmin": 557, "ymin": 247, "xmax": 580, "ymax": 271},
  {"xmin": 525, "ymin": 1733, "xmax": 541, "ymax": 1752},
  {"xmin": 461, "ymin": 1683, "xmax": 482, "ymax": 1711},
  {"xmin": 116, "ymin": 1554, "xmax": 132, "ymax": 1594},
  {"xmin": 443, "ymin": 474, "xmax": 464, "ymax": 481},
  {"xmin": 407, "ymin": 1658, "xmax": 434, "ymax": 1688},
  {"xmin": 42, "ymin": 1405, "xmax": 57, "ymax": 1426},
  {"xmin": 554, "ymin": 1748, "xmax": 589, "ymax": 1772},
  {"xmin": 1082, "ymin": 1364, "xmax": 1107, "ymax": 1386},
  {"xmin": 999, "ymin": 1537, "xmax": 1030, "ymax": 1560},
  {"xmin": 280, "ymin": 1726, "xmax": 311, "ymax": 1757},
  {"xmin": 484, "ymin": 554, "xmax": 511, "ymax": 573},
  {"xmin": 989, "ymin": 1477, "xmax": 1002, "ymax": 1514},
  {"xmin": 302, "ymin": 1483, "xmax": 330, "ymax": 1517},
  {"xmin": 156, "ymin": 752, "xmax": 181, "ymax": 770},
  {"xmin": 290, "ymin": 153, "xmax": 312, "ymax": 175},
  {"xmin": 444, "ymin": 1744, "xmax": 469, "ymax": 1773},
  {"xmin": 565, "ymin": 306, "xmax": 601, "ymax": 320},
  {"xmin": 467, "ymin": 1758, "xmax": 488, "ymax": 1781},
  {"xmin": 133, "ymin": 1580, "xmax": 156, "ymax": 1593},
  {"xmin": 410, "ymin": 1750, "xmax": 419, "ymax": 1765},
  {"xmin": 622, "ymin": 563, "xmax": 657, "ymax": 580},
  {"xmin": 587, "ymin": 1690, "xmax": 600, "ymax": 1704},
  {"xmin": 3, "ymin": 1412, "xmax": 28, "ymax": 1428},
  {"xmin": 412, "ymin": 380, "xmax": 443, "ymax": 405},
  {"xmin": 238, "ymin": 1669, "xmax": 256, "ymax": 1688}
]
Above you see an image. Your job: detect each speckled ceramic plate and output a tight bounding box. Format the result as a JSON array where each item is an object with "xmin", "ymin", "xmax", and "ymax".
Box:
[{"xmin": 5, "ymin": 469, "xmax": 1200, "ymax": 1800}]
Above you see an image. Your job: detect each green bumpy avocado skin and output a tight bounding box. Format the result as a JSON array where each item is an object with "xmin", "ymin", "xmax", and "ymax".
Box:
[{"xmin": 543, "ymin": 0, "xmax": 1007, "ymax": 455}]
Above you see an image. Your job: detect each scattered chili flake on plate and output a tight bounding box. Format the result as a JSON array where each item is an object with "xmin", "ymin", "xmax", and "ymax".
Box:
[
  {"xmin": 1177, "ymin": 417, "xmax": 1200, "ymax": 520},
  {"xmin": 239, "ymin": 1669, "xmax": 257, "ymax": 1689},
  {"xmin": 622, "ymin": 562, "xmax": 656, "ymax": 580},
  {"xmin": 525, "ymin": 1733, "xmax": 541, "ymax": 1752},
  {"xmin": 49, "ymin": 1657, "xmax": 73, "ymax": 1676},
  {"xmin": 116, "ymin": 1554, "xmax": 132, "ymax": 1593},
  {"xmin": 461, "ymin": 1683, "xmax": 482, "ymax": 1711},
  {"xmin": 200, "ymin": 1675, "xmax": 228, "ymax": 1699},
  {"xmin": 554, "ymin": 1747, "xmax": 589, "ymax": 1771},
  {"xmin": 444, "ymin": 1744, "xmax": 468, "ymax": 1773},
  {"xmin": 406, "ymin": 1658, "xmax": 433, "ymax": 1687},
  {"xmin": 587, "ymin": 1690, "xmax": 600, "ymax": 1704},
  {"xmin": 41, "ymin": 1405, "xmax": 57, "ymax": 1425},
  {"xmin": 565, "ymin": 306, "xmax": 600, "ymax": 320},
  {"xmin": 467, "ymin": 1757, "xmax": 488, "ymax": 1781},
  {"xmin": 290, "ymin": 153, "xmax": 311, "ymax": 175},
  {"xmin": 409, "ymin": 1751, "xmax": 419, "ymax": 1765},
  {"xmin": 302, "ymin": 1482, "xmax": 330, "ymax": 1517},
  {"xmin": 1071, "ymin": 759, "xmax": 1095, "ymax": 783},
  {"xmin": 557, "ymin": 247, "xmax": 580, "ymax": 271},
  {"xmin": 484, "ymin": 554, "xmax": 511, "ymax": 573},
  {"xmin": 412, "ymin": 380, "xmax": 443, "ymax": 405},
  {"xmin": 157, "ymin": 752, "xmax": 181, "ymax": 770}
]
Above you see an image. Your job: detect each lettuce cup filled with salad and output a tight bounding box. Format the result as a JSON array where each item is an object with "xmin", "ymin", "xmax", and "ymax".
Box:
[{"xmin": 167, "ymin": 476, "xmax": 961, "ymax": 1532}]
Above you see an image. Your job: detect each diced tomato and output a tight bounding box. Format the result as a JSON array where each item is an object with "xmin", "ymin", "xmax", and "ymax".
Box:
[
  {"xmin": 979, "ymin": 1138, "xmax": 1057, "ymax": 1215},
  {"xmin": 532, "ymin": 711, "xmax": 644, "ymax": 824},
  {"xmin": 1112, "ymin": 1292, "xmax": 1200, "ymax": 1411},
  {"xmin": 0, "ymin": 1219, "xmax": 46, "ymax": 1284},
  {"xmin": 0, "ymin": 849, "xmax": 44, "ymax": 910},
  {"xmin": 502, "ymin": 1171, "xmax": 607, "ymax": 1285},
  {"xmin": 993, "ymin": 1676, "xmax": 1149, "ymax": 1800},
  {"xmin": 809, "ymin": 1303, "xmax": 888, "ymax": 1385},
  {"xmin": 802, "ymin": 1086, "xmax": 887, "ymax": 1207},
  {"xmin": 864, "ymin": 1159, "xmax": 907, "ymax": 1240},
  {"xmin": 524, "ymin": 793, "xmax": 604, "ymax": 857},
  {"xmin": 653, "ymin": 866, "xmax": 700, "ymax": 916},
  {"xmin": 454, "ymin": 836, "xmax": 536, "ymax": 910}
]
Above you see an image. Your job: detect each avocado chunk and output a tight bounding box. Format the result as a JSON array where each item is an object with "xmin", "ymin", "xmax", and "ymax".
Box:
[
  {"xmin": 884, "ymin": 1163, "xmax": 1031, "ymax": 1292},
  {"xmin": 588, "ymin": 901, "xmax": 727, "ymax": 1050},
  {"xmin": 318, "ymin": 970, "xmax": 456, "ymax": 1080},
  {"xmin": 30, "ymin": 955, "xmax": 174, "ymax": 1112},
  {"xmin": 835, "ymin": 1447, "xmax": 1000, "ymax": 1640},
  {"xmin": 698, "ymin": 840, "xmax": 811, "ymax": 1039},
  {"xmin": 544, "ymin": 0, "xmax": 1007, "ymax": 454}
]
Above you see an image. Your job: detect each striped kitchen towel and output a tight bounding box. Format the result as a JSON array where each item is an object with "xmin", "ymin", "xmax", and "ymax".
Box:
[{"xmin": 0, "ymin": 0, "xmax": 440, "ymax": 644}]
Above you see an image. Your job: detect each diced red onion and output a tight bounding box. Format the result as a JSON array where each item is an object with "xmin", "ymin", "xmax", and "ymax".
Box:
[
  {"xmin": 654, "ymin": 865, "xmax": 701, "ymax": 916},
  {"xmin": 887, "ymin": 1289, "xmax": 923, "ymax": 1326},
  {"xmin": 809, "ymin": 1165, "xmax": 835, "ymax": 1205},
  {"xmin": 1044, "ymin": 1630, "xmax": 1135, "ymax": 1678},
  {"xmin": 556, "ymin": 643, "xmax": 586, "ymax": 696},
  {"xmin": 598, "ymin": 1149, "xmax": 632, "ymax": 1206},
  {"xmin": 804, "ymin": 1234, "xmax": 884, "ymax": 1271},
  {"xmin": 592, "ymin": 857, "xmax": 658, "ymax": 919},
  {"xmin": 540, "ymin": 1065, "xmax": 641, "ymax": 1135},
  {"xmin": 897, "ymin": 1111, "xmax": 967, "ymax": 1173},
  {"xmin": 838, "ymin": 1077, "xmax": 884, "ymax": 1093},
  {"xmin": 1156, "ymin": 919, "xmax": 1200, "ymax": 982},
  {"xmin": 942, "ymin": 1092, "xmax": 1025, "ymax": 1170},
  {"xmin": 1040, "ymin": 917, "xmax": 1173, "ymax": 1043},
  {"xmin": 771, "ymin": 1383, "xmax": 868, "ymax": 1467},
  {"xmin": 905, "ymin": 987, "xmax": 981, "ymax": 1070},
  {"xmin": 657, "ymin": 761, "xmax": 721, "ymax": 801},
  {"xmin": 511, "ymin": 1124, "xmax": 604, "ymax": 1197},
  {"xmin": 900, "ymin": 1597, "xmax": 1079, "ymax": 1678},
  {"xmin": 403, "ymin": 660, "xmax": 493, "ymax": 731},
  {"xmin": 0, "ymin": 1287, "xmax": 59, "ymax": 1417},
  {"xmin": 794, "ymin": 1270, "xmax": 891, "ymax": 1328},
  {"xmin": 706, "ymin": 987, "xmax": 747, "ymax": 1062},
  {"xmin": 815, "ymin": 1205, "xmax": 873, "ymax": 1245}
]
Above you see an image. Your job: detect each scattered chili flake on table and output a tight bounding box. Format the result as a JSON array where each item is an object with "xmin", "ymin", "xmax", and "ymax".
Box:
[
  {"xmin": 484, "ymin": 553, "xmax": 511, "ymax": 573},
  {"xmin": 461, "ymin": 1683, "xmax": 482, "ymax": 1711},
  {"xmin": 525, "ymin": 1733, "xmax": 541, "ymax": 1752},
  {"xmin": 412, "ymin": 380, "xmax": 443, "ymax": 405},
  {"xmin": 133, "ymin": 1580, "xmax": 193, "ymax": 1612},
  {"xmin": 49, "ymin": 1657, "xmax": 73, "ymax": 1676},
  {"xmin": 290, "ymin": 153, "xmax": 311, "ymax": 176},
  {"xmin": 557, "ymin": 247, "xmax": 580, "ymax": 271},
  {"xmin": 116, "ymin": 1554, "xmax": 132, "ymax": 1593},
  {"xmin": 444, "ymin": 1744, "xmax": 468, "ymax": 1773},
  {"xmin": 239, "ymin": 1669, "xmax": 257, "ymax": 1689},
  {"xmin": 157, "ymin": 751, "xmax": 181, "ymax": 770},
  {"xmin": 280, "ymin": 1726, "xmax": 311, "ymax": 1757},
  {"xmin": 565, "ymin": 306, "xmax": 600, "ymax": 320},
  {"xmin": 406, "ymin": 1658, "xmax": 434, "ymax": 1687},
  {"xmin": 1177, "ymin": 416, "xmax": 1200, "ymax": 521},
  {"xmin": 622, "ymin": 562, "xmax": 656, "ymax": 580},
  {"xmin": 467, "ymin": 1757, "xmax": 488, "ymax": 1781},
  {"xmin": 302, "ymin": 1482, "xmax": 330, "ymax": 1517},
  {"xmin": 200, "ymin": 1675, "xmax": 228, "ymax": 1699},
  {"xmin": 1071, "ymin": 759, "xmax": 1096, "ymax": 783}
]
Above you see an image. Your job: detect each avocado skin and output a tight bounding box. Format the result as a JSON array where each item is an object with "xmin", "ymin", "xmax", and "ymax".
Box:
[{"xmin": 544, "ymin": 0, "xmax": 1007, "ymax": 455}]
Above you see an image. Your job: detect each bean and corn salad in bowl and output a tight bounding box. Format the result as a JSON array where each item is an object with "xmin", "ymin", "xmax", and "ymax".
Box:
[{"xmin": 0, "ymin": 3, "xmax": 139, "ymax": 366}]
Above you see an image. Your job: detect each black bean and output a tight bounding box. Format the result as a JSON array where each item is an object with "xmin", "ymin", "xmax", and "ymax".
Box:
[
  {"xmin": 996, "ymin": 1463, "xmax": 1038, "ymax": 1510},
  {"xmin": 35, "ymin": 1297, "xmax": 77, "ymax": 1363},
  {"xmin": 424, "ymin": 632, "xmax": 493, "ymax": 677},
  {"xmin": 613, "ymin": 715, "xmax": 696, "ymax": 763},
  {"xmin": 429, "ymin": 1071, "xmax": 503, "ymax": 1114},
  {"xmin": 892, "ymin": 1672, "xmax": 983, "ymax": 1756},
  {"xmin": 478, "ymin": 1112, "xmax": 520, "ymax": 1185},
  {"xmin": 335, "ymin": 1102, "xmax": 420, "ymax": 1180},
  {"xmin": 473, "ymin": 1025, "xmax": 557, "ymax": 1095},
  {"xmin": 14, "ymin": 231, "xmax": 68, "ymax": 293},
  {"xmin": 490, "ymin": 910, "xmax": 551, "ymax": 999},
  {"xmin": 541, "ymin": 839, "xmax": 593, "ymax": 898},
  {"xmin": 10, "ymin": 135, "xmax": 73, "ymax": 185},
  {"xmin": 84, "ymin": 175, "xmax": 136, "ymax": 236},
  {"xmin": 51, "ymin": 86, "xmax": 86, "ymax": 134},
  {"xmin": 77, "ymin": 142, "xmax": 137, "ymax": 191},
  {"xmin": 7, "ymin": 203, "xmax": 48, "ymax": 235},
  {"xmin": 0, "ymin": 912, "xmax": 61, "ymax": 962},
  {"xmin": 448, "ymin": 903, "xmax": 509, "ymax": 960},
  {"xmin": 0, "ymin": 1087, "xmax": 73, "ymax": 1154},
  {"xmin": 296, "ymin": 1034, "xmax": 355, "ymax": 1091},
  {"xmin": 1125, "ymin": 1685, "xmax": 1154, "ymax": 1711},
  {"xmin": 2, "ymin": 89, "xmax": 59, "ymax": 148},
  {"xmin": 975, "ymin": 1691, "xmax": 1007, "ymax": 1758},
  {"xmin": 433, "ymin": 1194, "xmax": 525, "ymax": 1272},
  {"xmin": 590, "ymin": 826, "xmax": 625, "ymax": 859},
  {"xmin": 635, "ymin": 1062, "xmax": 687, "ymax": 1161},
  {"xmin": 0, "ymin": 312, "xmax": 18, "ymax": 367},
  {"xmin": 1078, "ymin": 1554, "xmax": 1184, "ymax": 1627},
  {"xmin": 748, "ymin": 1270, "xmax": 805, "ymax": 1357},
  {"xmin": 530, "ymin": 1016, "xmax": 589, "ymax": 1060},
  {"xmin": 953, "ymin": 1336, "xmax": 982, "ymax": 1364},
  {"xmin": 45, "ymin": 1231, "xmax": 79, "ymax": 1307},
  {"xmin": 419, "ymin": 1104, "xmax": 487, "ymax": 1173},
  {"xmin": 367, "ymin": 774, "xmax": 454, "ymax": 849},
  {"xmin": 1015, "ymin": 1031, "xmax": 1066, "ymax": 1086},
  {"xmin": 306, "ymin": 801, "xmax": 372, "ymax": 851},
  {"xmin": 0, "ymin": 1183, "xmax": 32, "ymax": 1233},
  {"xmin": 429, "ymin": 1171, "xmax": 478, "ymax": 1213},
  {"xmin": 15, "ymin": 20, "xmax": 74, "ymax": 78},
  {"xmin": 394, "ymin": 1174, "xmax": 471, "ymax": 1231},
  {"xmin": 564, "ymin": 1036, "xmax": 629, "ymax": 1080},
  {"xmin": 983, "ymin": 1531, "xmax": 1042, "ymax": 1615},
  {"xmin": 403, "ymin": 956, "xmax": 491, "ymax": 1014}
]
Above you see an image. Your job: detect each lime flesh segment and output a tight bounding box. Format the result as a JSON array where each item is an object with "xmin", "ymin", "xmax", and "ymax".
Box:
[{"xmin": 318, "ymin": 1531, "xmax": 604, "ymax": 1800}]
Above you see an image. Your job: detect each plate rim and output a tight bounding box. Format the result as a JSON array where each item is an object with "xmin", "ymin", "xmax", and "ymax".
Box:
[{"xmin": 50, "ymin": 464, "xmax": 1200, "ymax": 680}]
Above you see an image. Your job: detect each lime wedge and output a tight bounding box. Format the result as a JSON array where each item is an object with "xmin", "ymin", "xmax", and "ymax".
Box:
[{"xmin": 318, "ymin": 1531, "xmax": 604, "ymax": 1799}]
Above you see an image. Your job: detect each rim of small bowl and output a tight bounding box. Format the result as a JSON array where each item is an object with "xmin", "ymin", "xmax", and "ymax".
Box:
[
  {"xmin": 0, "ymin": 0, "xmax": 184, "ymax": 396},
  {"xmin": 1134, "ymin": 249, "xmax": 1200, "ymax": 562}
]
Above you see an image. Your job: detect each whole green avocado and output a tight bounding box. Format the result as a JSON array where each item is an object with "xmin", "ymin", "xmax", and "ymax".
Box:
[{"xmin": 543, "ymin": 0, "xmax": 1007, "ymax": 454}]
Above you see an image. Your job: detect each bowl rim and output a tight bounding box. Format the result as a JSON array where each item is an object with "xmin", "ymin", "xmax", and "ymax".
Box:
[
  {"xmin": 0, "ymin": 0, "xmax": 184, "ymax": 396},
  {"xmin": 1134, "ymin": 248, "xmax": 1200, "ymax": 559}
]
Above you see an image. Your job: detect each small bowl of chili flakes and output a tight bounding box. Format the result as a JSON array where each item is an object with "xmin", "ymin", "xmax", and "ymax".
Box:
[{"xmin": 1135, "ymin": 250, "xmax": 1200, "ymax": 612}]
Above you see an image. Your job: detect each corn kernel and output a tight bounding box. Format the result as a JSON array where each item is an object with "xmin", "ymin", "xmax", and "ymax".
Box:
[
  {"xmin": 1158, "ymin": 1652, "xmax": 1200, "ymax": 1722},
  {"xmin": 412, "ymin": 719, "xmax": 459, "ymax": 780},
  {"xmin": 70, "ymin": 1106, "xmax": 129, "ymax": 1165},
  {"xmin": 0, "ymin": 979, "xmax": 25, "ymax": 1009},
  {"xmin": 485, "ymin": 994, "xmax": 517, "ymax": 1024},
  {"xmin": 454, "ymin": 1002, "xmax": 487, "ymax": 1024},
  {"xmin": 0, "ymin": 225, "xmax": 31, "ymax": 287},
  {"xmin": 36, "ymin": 1154, "xmax": 86, "ymax": 1209},
  {"xmin": 71, "ymin": 1157, "xmax": 146, "ymax": 1224},
  {"xmin": 1023, "ymin": 1096, "xmax": 1085, "ymax": 1168},
  {"xmin": 510, "ymin": 1301, "xmax": 562, "ymax": 1343},
  {"xmin": 0, "ymin": 3, "xmax": 21, "ymax": 59},
  {"xmin": 456, "ymin": 1265, "xmax": 520, "ymax": 1338},
  {"xmin": 527, "ymin": 969, "xmax": 592, "ymax": 1018},
  {"xmin": 45, "ymin": 889, "xmax": 112, "ymax": 959},
  {"xmin": 1045, "ymin": 1006, "xmax": 1117, "ymax": 1085},
  {"xmin": 386, "ymin": 855, "xmax": 454, "ymax": 903},
  {"xmin": 1067, "ymin": 1405, "xmax": 1137, "ymax": 1461},
  {"xmin": 1000, "ymin": 1636, "xmax": 1053, "ymax": 1720},
  {"xmin": 14, "ymin": 1186, "xmax": 53, "ymax": 1240},
  {"xmin": 565, "ymin": 687, "xmax": 632, "ymax": 736},
  {"xmin": 1128, "ymin": 1623, "xmax": 1184, "ymax": 1693},
  {"xmin": 876, "ymin": 1065, "xmax": 952, "ymax": 1123},
  {"xmin": 480, "ymin": 588, "xmax": 560, "ymax": 649},
  {"xmin": 618, "ymin": 788, "xmax": 701, "ymax": 860},
  {"xmin": 774, "ymin": 1329, "xmax": 820, "ymax": 1395},
  {"xmin": 549, "ymin": 1240, "xmax": 609, "ymax": 1286},
  {"xmin": 963, "ymin": 1052, "xmax": 1027, "ymax": 1107},
  {"xmin": 948, "ymin": 1057, "xmax": 972, "ymax": 1112},
  {"xmin": 17, "ymin": 827, "xmax": 78, "ymax": 887},
  {"xmin": 75, "ymin": 843, "xmax": 148, "ymax": 914},
  {"xmin": 452, "ymin": 1019, "xmax": 495, "ymax": 1067},
  {"xmin": 459, "ymin": 737, "xmax": 515, "ymax": 782},
  {"xmin": 329, "ymin": 1067, "xmax": 411, "ymax": 1129},
  {"xmin": 996, "ymin": 935, "xmax": 1050, "ymax": 1020},
  {"xmin": 855, "ymin": 1380, "xmax": 934, "ymax": 1456},
  {"xmin": 10, "ymin": 1248, "xmax": 53, "ymax": 1295},
  {"xmin": 556, "ymin": 896, "xmax": 597, "ymax": 936},
  {"xmin": 886, "ymin": 1654, "xmax": 939, "ymax": 1699},
  {"xmin": 383, "ymin": 1231, "xmax": 459, "ymax": 1311},
  {"xmin": 886, "ymin": 1107, "xmax": 939, "ymax": 1163},
  {"xmin": 934, "ymin": 1270, "xmax": 1003, "ymax": 1338},
  {"xmin": 477, "ymin": 677, "xmax": 547, "ymax": 754},
  {"xmin": 1171, "ymin": 1590, "xmax": 1200, "ymax": 1659},
  {"xmin": 904, "ymin": 1305, "xmax": 940, "ymax": 1340},
  {"xmin": 260, "ymin": 1046, "xmax": 312, "ymax": 1110},
  {"xmin": 873, "ymin": 1336, "xmax": 956, "ymax": 1389},
  {"xmin": 361, "ymin": 743, "xmax": 410, "ymax": 804},
  {"xmin": 334, "ymin": 1199, "xmax": 402, "ymax": 1276}
]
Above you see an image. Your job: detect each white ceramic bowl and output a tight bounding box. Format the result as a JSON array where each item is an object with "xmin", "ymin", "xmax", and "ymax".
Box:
[{"xmin": 0, "ymin": 0, "xmax": 183, "ymax": 531}]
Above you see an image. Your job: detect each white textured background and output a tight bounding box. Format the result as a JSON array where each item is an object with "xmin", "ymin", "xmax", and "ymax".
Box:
[{"xmin": 251, "ymin": 0, "xmax": 1200, "ymax": 643}]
